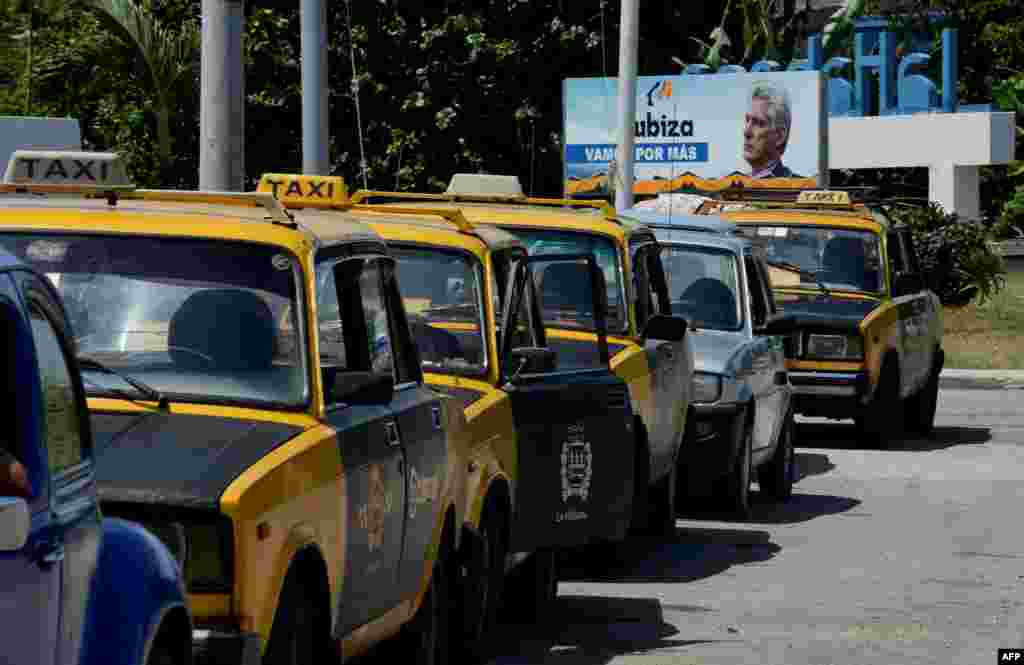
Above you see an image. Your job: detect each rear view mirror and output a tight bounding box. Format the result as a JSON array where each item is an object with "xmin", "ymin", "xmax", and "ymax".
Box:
[
  {"xmin": 0, "ymin": 497, "xmax": 29, "ymax": 552},
  {"xmin": 508, "ymin": 346, "xmax": 557, "ymax": 375},
  {"xmin": 328, "ymin": 370, "xmax": 394, "ymax": 406},
  {"xmin": 642, "ymin": 314, "xmax": 687, "ymax": 342},
  {"xmin": 756, "ymin": 313, "xmax": 797, "ymax": 336}
]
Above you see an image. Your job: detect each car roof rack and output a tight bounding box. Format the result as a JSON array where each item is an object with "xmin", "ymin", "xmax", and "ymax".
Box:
[
  {"xmin": 123, "ymin": 190, "xmax": 297, "ymax": 227},
  {"xmin": 353, "ymin": 204, "xmax": 480, "ymax": 238}
]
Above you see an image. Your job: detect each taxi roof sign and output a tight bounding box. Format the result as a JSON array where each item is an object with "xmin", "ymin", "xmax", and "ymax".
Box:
[
  {"xmin": 3, "ymin": 150, "xmax": 133, "ymax": 188},
  {"xmin": 257, "ymin": 173, "xmax": 349, "ymax": 209},
  {"xmin": 446, "ymin": 173, "xmax": 526, "ymax": 200},
  {"xmin": 795, "ymin": 190, "xmax": 852, "ymax": 206}
]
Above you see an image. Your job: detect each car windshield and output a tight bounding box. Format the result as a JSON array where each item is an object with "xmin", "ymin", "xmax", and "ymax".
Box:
[
  {"xmin": 500, "ymin": 228, "xmax": 626, "ymax": 333},
  {"xmin": 316, "ymin": 247, "xmax": 489, "ymax": 375},
  {"xmin": 0, "ymin": 233, "xmax": 307, "ymax": 408},
  {"xmin": 660, "ymin": 245, "xmax": 743, "ymax": 331},
  {"xmin": 737, "ymin": 224, "xmax": 884, "ymax": 294}
]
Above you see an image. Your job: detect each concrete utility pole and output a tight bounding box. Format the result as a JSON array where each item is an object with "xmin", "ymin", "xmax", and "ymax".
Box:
[
  {"xmin": 301, "ymin": 0, "xmax": 329, "ymax": 174},
  {"xmin": 614, "ymin": 0, "xmax": 640, "ymax": 212},
  {"xmin": 199, "ymin": 0, "xmax": 245, "ymax": 191}
]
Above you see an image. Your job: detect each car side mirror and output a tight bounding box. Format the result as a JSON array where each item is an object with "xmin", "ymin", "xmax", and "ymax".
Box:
[
  {"xmin": 755, "ymin": 313, "xmax": 797, "ymax": 336},
  {"xmin": 893, "ymin": 271, "xmax": 925, "ymax": 297},
  {"xmin": 328, "ymin": 370, "xmax": 395, "ymax": 406},
  {"xmin": 0, "ymin": 497, "xmax": 29, "ymax": 552},
  {"xmin": 641, "ymin": 314, "xmax": 687, "ymax": 343},
  {"xmin": 507, "ymin": 346, "xmax": 557, "ymax": 375}
]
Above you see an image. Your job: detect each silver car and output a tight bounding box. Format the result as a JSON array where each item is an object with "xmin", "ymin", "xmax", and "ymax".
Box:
[{"xmin": 621, "ymin": 208, "xmax": 797, "ymax": 519}]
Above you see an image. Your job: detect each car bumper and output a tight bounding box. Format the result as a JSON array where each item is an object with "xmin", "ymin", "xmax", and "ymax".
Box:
[
  {"xmin": 193, "ymin": 629, "xmax": 262, "ymax": 665},
  {"xmin": 789, "ymin": 371, "xmax": 869, "ymax": 419},
  {"xmin": 684, "ymin": 402, "xmax": 743, "ymax": 483}
]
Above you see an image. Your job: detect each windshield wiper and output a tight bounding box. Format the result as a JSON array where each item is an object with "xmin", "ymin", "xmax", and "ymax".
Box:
[
  {"xmin": 767, "ymin": 260, "xmax": 830, "ymax": 297},
  {"xmin": 77, "ymin": 355, "xmax": 169, "ymax": 409}
]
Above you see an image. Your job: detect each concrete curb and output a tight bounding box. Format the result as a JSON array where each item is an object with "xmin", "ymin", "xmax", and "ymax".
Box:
[{"xmin": 939, "ymin": 369, "xmax": 1024, "ymax": 390}]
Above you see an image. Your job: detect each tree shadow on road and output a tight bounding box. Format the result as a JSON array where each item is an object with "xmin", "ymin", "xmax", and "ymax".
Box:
[
  {"xmin": 490, "ymin": 594, "xmax": 739, "ymax": 665},
  {"xmin": 557, "ymin": 526, "xmax": 779, "ymax": 584},
  {"xmin": 795, "ymin": 421, "xmax": 991, "ymax": 452}
]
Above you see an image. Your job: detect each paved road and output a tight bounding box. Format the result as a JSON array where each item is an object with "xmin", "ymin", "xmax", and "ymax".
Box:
[{"xmin": 483, "ymin": 387, "xmax": 1024, "ymax": 665}]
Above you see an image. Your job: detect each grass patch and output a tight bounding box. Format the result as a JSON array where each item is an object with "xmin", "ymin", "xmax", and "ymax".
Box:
[{"xmin": 943, "ymin": 271, "xmax": 1024, "ymax": 369}]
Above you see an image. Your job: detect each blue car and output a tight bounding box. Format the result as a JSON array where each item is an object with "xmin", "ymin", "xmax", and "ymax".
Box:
[{"xmin": 0, "ymin": 248, "xmax": 192, "ymax": 665}]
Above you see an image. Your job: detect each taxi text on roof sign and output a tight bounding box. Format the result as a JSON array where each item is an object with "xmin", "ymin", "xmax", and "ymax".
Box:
[
  {"xmin": 796, "ymin": 190, "xmax": 852, "ymax": 206},
  {"xmin": 3, "ymin": 150, "xmax": 133, "ymax": 188},
  {"xmin": 258, "ymin": 173, "xmax": 349, "ymax": 209}
]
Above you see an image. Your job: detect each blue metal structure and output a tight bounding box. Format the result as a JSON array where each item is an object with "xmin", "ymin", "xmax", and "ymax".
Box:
[
  {"xmin": 678, "ymin": 17, "xmax": 989, "ymax": 117},
  {"xmin": 0, "ymin": 248, "xmax": 191, "ymax": 665}
]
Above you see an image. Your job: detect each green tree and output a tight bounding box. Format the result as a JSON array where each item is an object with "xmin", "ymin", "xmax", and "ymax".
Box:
[{"xmin": 0, "ymin": 0, "xmax": 66, "ymax": 114}]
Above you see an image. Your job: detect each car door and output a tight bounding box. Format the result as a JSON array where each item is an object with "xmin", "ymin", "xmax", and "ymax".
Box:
[
  {"xmin": 886, "ymin": 229, "xmax": 927, "ymax": 394},
  {"xmin": 896, "ymin": 228, "xmax": 934, "ymax": 390},
  {"xmin": 631, "ymin": 239, "xmax": 687, "ymax": 477},
  {"xmin": 752, "ymin": 255, "xmax": 790, "ymax": 450},
  {"xmin": 21, "ymin": 273, "xmax": 102, "ymax": 665},
  {"xmin": 0, "ymin": 273, "xmax": 59, "ymax": 665},
  {"xmin": 378, "ymin": 258, "xmax": 449, "ymax": 601},
  {"xmin": 318, "ymin": 254, "xmax": 407, "ymax": 635},
  {"xmin": 742, "ymin": 254, "xmax": 780, "ymax": 453}
]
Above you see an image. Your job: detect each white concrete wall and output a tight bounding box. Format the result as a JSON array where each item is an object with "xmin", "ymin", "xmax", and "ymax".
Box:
[{"xmin": 829, "ymin": 111, "xmax": 1016, "ymax": 218}]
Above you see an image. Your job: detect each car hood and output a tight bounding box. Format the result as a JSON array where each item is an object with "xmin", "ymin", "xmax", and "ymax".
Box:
[
  {"xmin": 775, "ymin": 291, "xmax": 881, "ymax": 333},
  {"xmin": 687, "ymin": 328, "xmax": 748, "ymax": 375},
  {"xmin": 90, "ymin": 410, "xmax": 304, "ymax": 511}
]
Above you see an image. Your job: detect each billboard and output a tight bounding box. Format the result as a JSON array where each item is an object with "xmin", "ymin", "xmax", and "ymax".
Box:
[{"xmin": 562, "ymin": 71, "xmax": 827, "ymax": 197}]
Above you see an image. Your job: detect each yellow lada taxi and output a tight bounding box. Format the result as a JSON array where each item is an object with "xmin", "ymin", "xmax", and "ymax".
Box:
[
  {"xmin": 350, "ymin": 175, "xmax": 692, "ymax": 535},
  {"xmin": 702, "ymin": 189, "xmax": 944, "ymax": 446},
  {"xmin": 255, "ymin": 173, "xmax": 637, "ymax": 655},
  {"xmin": 0, "ymin": 150, "xmax": 466, "ymax": 665}
]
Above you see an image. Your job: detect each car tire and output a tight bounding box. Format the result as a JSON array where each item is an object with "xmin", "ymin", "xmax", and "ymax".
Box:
[
  {"xmin": 263, "ymin": 563, "xmax": 332, "ymax": 665},
  {"xmin": 403, "ymin": 539, "xmax": 451, "ymax": 665},
  {"xmin": 145, "ymin": 641, "xmax": 175, "ymax": 665},
  {"xmin": 646, "ymin": 447, "xmax": 679, "ymax": 537},
  {"xmin": 857, "ymin": 365, "xmax": 903, "ymax": 448},
  {"xmin": 722, "ymin": 409, "xmax": 752, "ymax": 520},
  {"xmin": 502, "ymin": 549, "xmax": 558, "ymax": 623},
  {"xmin": 758, "ymin": 408, "xmax": 795, "ymax": 502},
  {"xmin": 627, "ymin": 434, "xmax": 651, "ymax": 537},
  {"xmin": 462, "ymin": 506, "xmax": 506, "ymax": 662},
  {"xmin": 905, "ymin": 350, "xmax": 943, "ymax": 437}
]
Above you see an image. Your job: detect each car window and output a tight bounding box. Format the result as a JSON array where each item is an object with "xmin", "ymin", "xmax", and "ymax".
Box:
[
  {"xmin": 388, "ymin": 247, "xmax": 488, "ymax": 376},
  {"xmin": 501, "ymin": 228, "xmax": 627, "ymax": 333},
  {"xmin": 738, "ymin": 224, "xmax": 884, "ymax": 294},
  {"xmin": 358, "ymin": 261, "xmax": 395, "ymax": 377},
  {"xmin": 660, "ymin": 245, "xmax": 743, "ymax": 331},
  {"xmin": 28, "ymin": 302, "xmax": 85, "ymax": 474},
  {"xmin": 744, "ymin": 256, "xmax": 769, "ymax": 328},
  {"xmin": 3, "ymin": 234, "xmax": 308, "ymax": 409}
]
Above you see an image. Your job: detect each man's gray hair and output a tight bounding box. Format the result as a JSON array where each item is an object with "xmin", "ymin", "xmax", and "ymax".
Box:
[{"xmin": 750, "ymin": 82, "xmax": 792, "ymax": 145}]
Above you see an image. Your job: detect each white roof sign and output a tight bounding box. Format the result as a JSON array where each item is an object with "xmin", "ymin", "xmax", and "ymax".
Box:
[{"xmin": 3, "ymin": 150, "xmax": 133, "ymax": 188}]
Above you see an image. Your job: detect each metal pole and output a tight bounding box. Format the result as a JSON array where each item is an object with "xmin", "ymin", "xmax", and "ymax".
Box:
[
  {"xmin": 200, "ymin": 0, "xmax": 245, "ymax": 191},
  {"xmin": 301, "ymin": 0, "xmax": 329, "ymax": 174},
  {"xmin": 614, "ymin": 0, "xmax": 639, "ymax": 213}
]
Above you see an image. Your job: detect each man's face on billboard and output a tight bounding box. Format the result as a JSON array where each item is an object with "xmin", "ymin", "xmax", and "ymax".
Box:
[{"xmin": 743, "ymin": 97, "xmax": 784, "ymax": 170}]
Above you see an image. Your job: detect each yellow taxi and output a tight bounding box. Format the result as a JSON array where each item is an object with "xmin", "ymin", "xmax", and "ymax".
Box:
[
  {"xmin": 351, "ymin": 175, "xmax": 693, "ymax": 535},
  {"xmin": 255, "ymin": 173, "xmax": 638, "ymax": 655},
  {"xmin": 0, "ymin": 151, "xmax": 467, "ymax": 665},
  {"xmin": 701, "ymin": 189, "xmax": 945, "ymax": 446}
]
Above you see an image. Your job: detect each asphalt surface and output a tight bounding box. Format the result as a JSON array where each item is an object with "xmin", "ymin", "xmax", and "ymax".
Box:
[{"xmin": 482, "ymin": 384, "xmax": 1024, "ymax": 665}]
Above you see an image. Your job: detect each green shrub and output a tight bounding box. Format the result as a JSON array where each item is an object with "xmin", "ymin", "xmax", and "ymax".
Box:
[{"xmin": 884, "ymin": 201, "xmax": 1007, "ymax": 307}]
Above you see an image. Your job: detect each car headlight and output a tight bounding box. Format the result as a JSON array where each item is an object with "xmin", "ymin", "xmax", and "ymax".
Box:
[
  {"xmin": 692, "ymin": 372, "xmax": 723, "ymax": 404},
  {"xmin": 806, "ymin": 333, "xmax": 864, "ymax": 359},
  {"xmin": 105, "ymin": 504, "xmax": 234, "ymax": 594}
]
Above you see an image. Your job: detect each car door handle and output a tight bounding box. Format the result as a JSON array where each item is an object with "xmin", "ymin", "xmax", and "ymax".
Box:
[
  {"xmin": 33, "ymin": 540, "xmax": 64, "ymax": 568},
  {"xmin": 431, "ymin": 406, "xmax": 443, "ymax": 430},
  {"xmin": 384, "ymin": 421, "xmax": 401, "ymax": 447}
]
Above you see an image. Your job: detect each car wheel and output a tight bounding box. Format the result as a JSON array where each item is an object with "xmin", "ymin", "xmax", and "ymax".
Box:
[
  {"xmin": 905, "ymin": 351, "xmax": 943, "ymax": 437},
  {"xmin": 263, "ymin": 564, "xmax": 332, "ymax": 665},
  {"xmin": 502, "ymin": 549, "xmax": 558, "ymax": 623},
  {"xmin": 404, "ymin": 540, "xmax": 451, "ymax": 665},
  {"xmin": 858, "ymin": 366, "xmax": 903, "ymax": 448},
  {"xmin": 462, "ymin": 507, "xmax": 506, "ymax": 661},
  {"xmin": 723, "ymin": 410, "xmax": 752, "ymax": 520},
  {"xmin": 627, "ymin": 434, "xmax": 651, "ymax": 537},
  {"xmin": 758, "ymin": 408, "xmax": 795, "ymax": 501}
]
